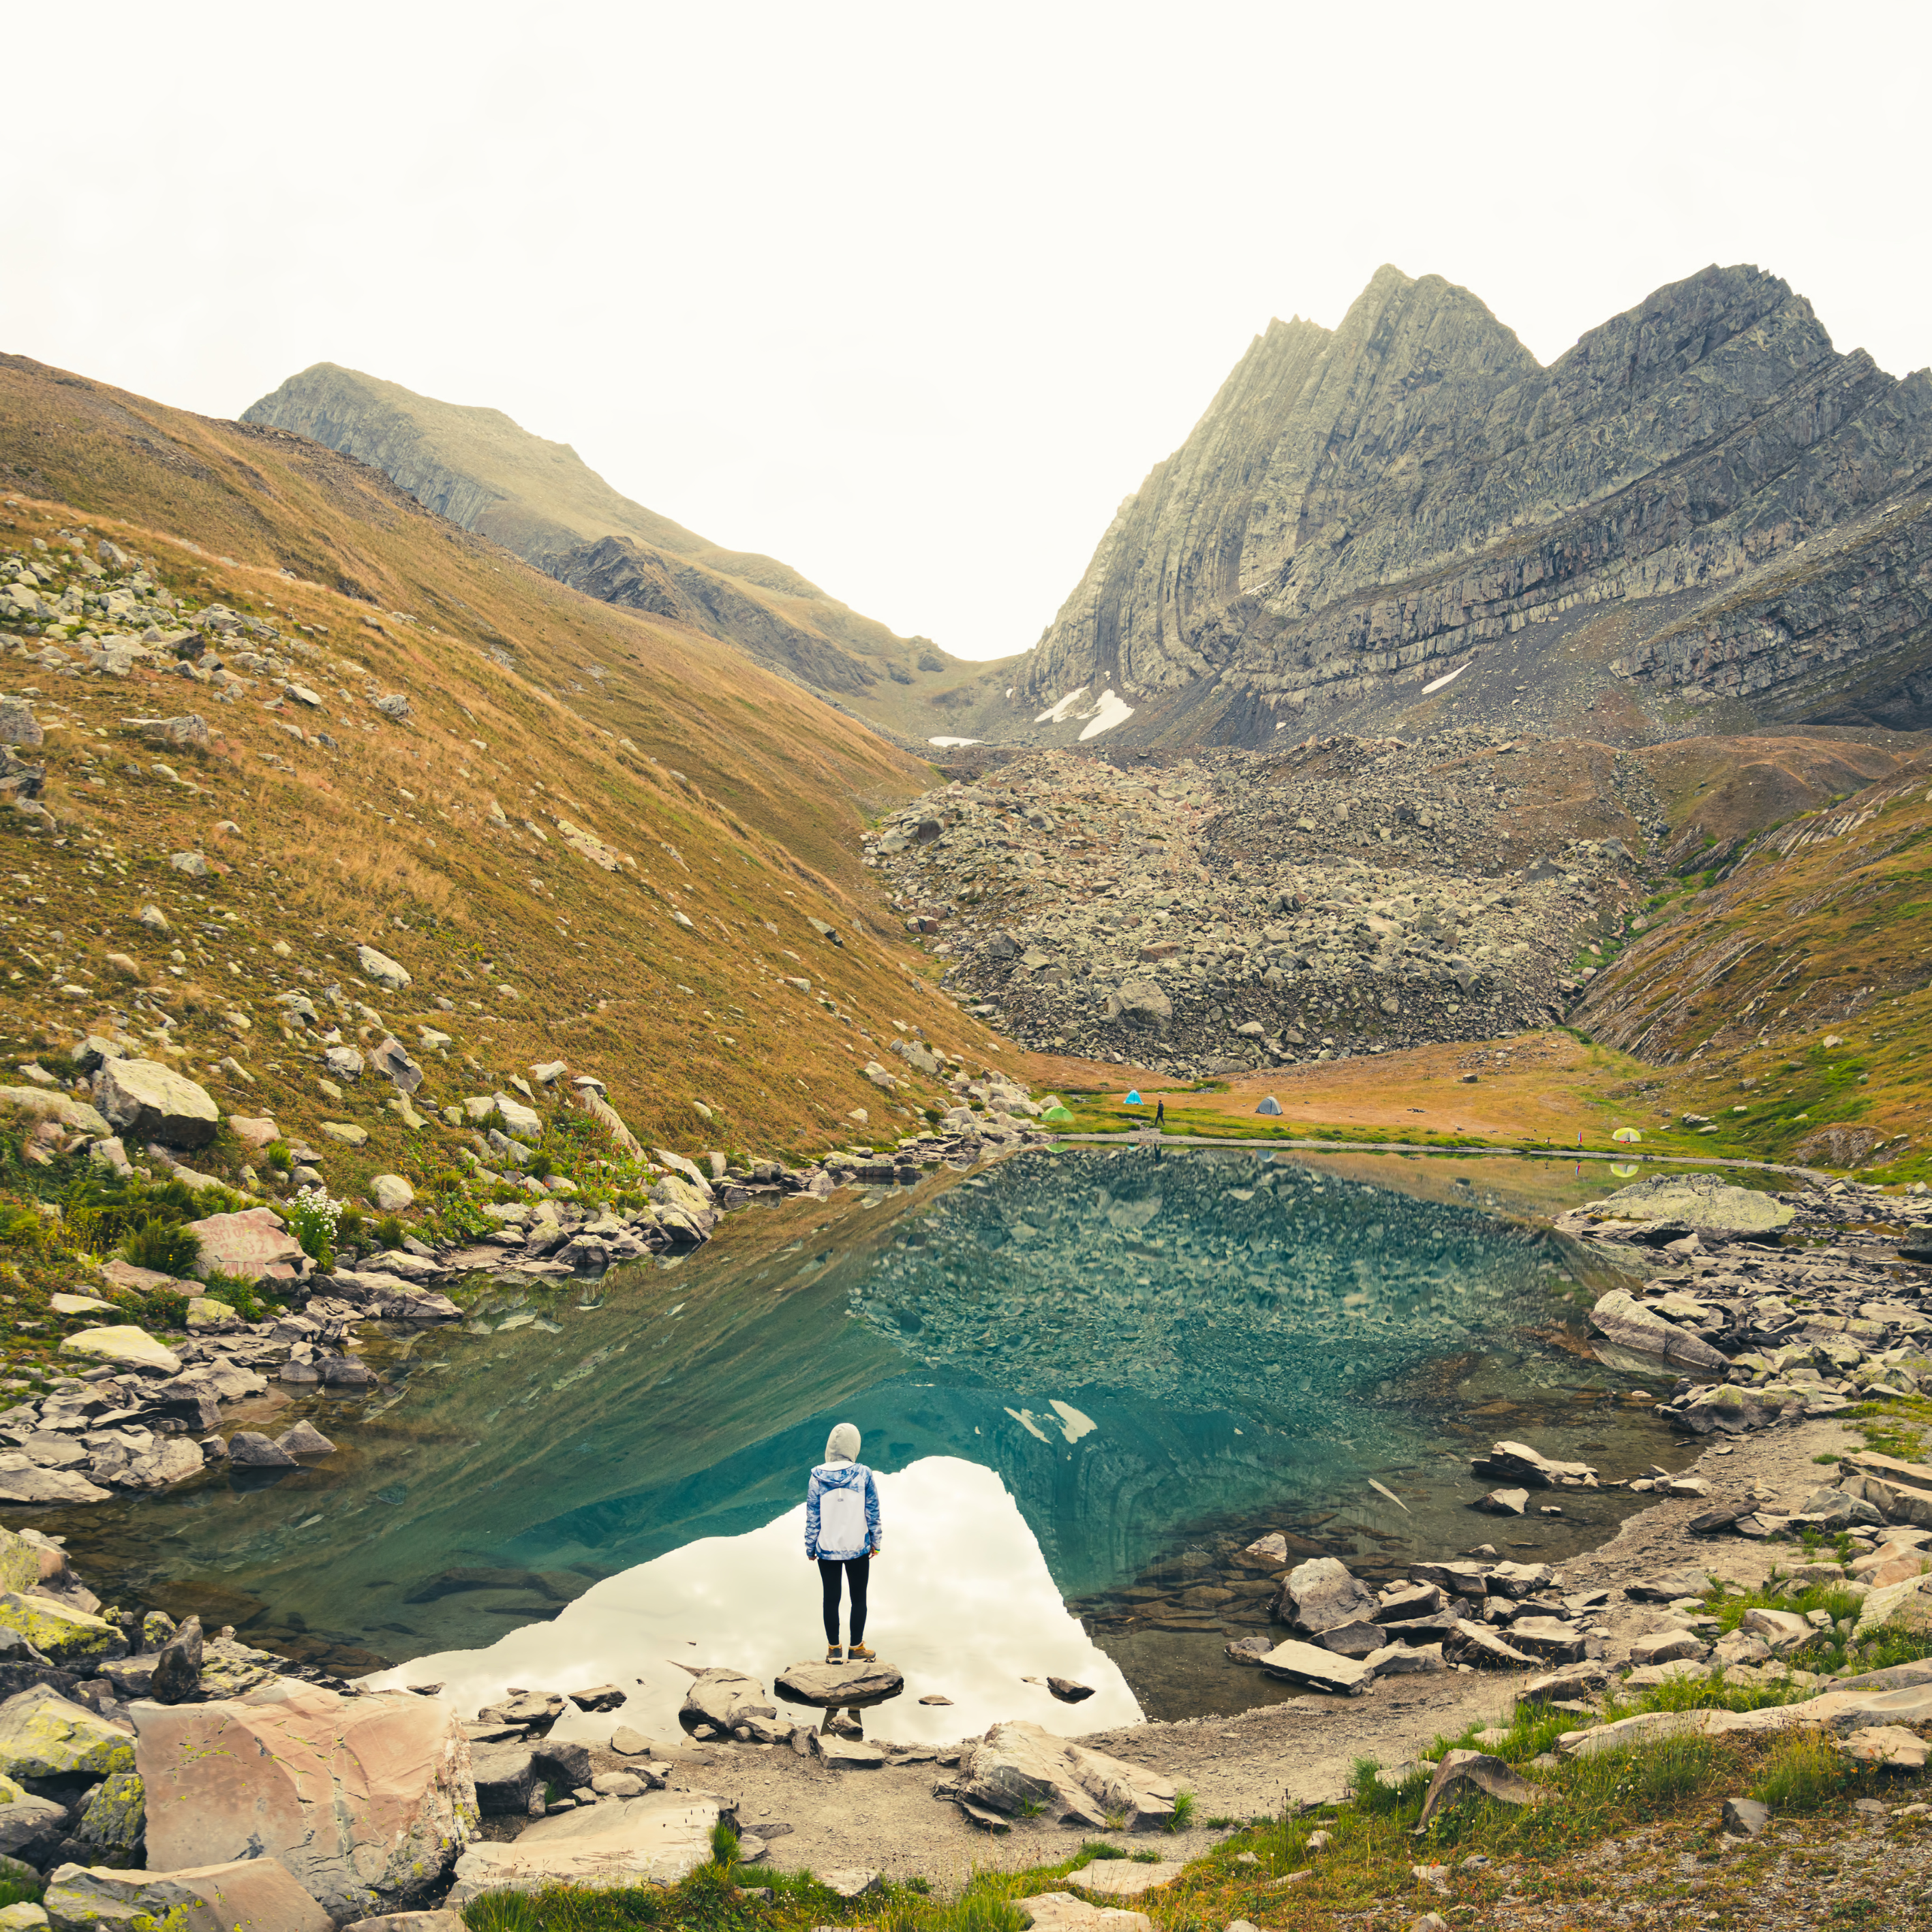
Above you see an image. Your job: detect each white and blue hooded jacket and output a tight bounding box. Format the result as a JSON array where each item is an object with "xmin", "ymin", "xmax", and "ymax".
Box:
[{"xmin": 805, "ymin": 1421, "xmax": 882, "ymax": 1561}]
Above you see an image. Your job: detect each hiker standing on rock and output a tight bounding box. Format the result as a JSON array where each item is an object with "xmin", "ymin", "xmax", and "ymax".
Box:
[{"xmin": 806, "ymin": 1422, "xmax": 883, "ymax": 1663}]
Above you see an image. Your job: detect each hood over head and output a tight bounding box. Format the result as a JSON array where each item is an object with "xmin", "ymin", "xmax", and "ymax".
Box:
[{"xmin": 824, "ymin": 1422, "xmax": 861, "ymax": 1463}]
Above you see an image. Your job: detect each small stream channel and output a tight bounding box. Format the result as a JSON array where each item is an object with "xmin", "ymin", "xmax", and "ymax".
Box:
[{"xmin": 35, "ymin": 1146, "xmax": 1689, "ymax": 1729}]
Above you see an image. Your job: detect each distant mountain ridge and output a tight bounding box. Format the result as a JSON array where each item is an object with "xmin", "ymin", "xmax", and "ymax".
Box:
[
  {"xmin": 242, "ymin": 364, "xmax": 1011, "ymax": 733},
  {"xmin": 1015, "ymin": 262, "xmax": 1932, "ymax": 748}
]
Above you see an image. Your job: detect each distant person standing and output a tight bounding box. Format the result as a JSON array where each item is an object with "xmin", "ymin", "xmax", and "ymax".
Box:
[
  {"xmin": 1154, "ymin": 1099, "xmax": 1166, "ymax": 1133},
  {"xmin": 805, "ymin": 1422, "xmax": 883, "ymax": 1662}
]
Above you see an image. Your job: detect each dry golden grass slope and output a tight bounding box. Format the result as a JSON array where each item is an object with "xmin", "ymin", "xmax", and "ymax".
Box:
[
  {"xmin": 239, "ymin": 363, "xmax": 1014, "ymax": 740},
  {"xmin": 0, "ymin": 352, "xmax": 1027, "ymax": 1189}
]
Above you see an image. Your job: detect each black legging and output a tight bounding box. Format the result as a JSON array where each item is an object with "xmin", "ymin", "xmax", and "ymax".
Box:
[{"xmin": 819, "ymin": 1554, "xmax": 870, "ymax": 1644}]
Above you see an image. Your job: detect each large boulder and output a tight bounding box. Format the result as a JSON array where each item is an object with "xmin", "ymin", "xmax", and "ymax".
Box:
[
  {"xmin": 92, "ymin": 1061, "xmax": 219, "ymax": 1149},
  {"xmin": 444, "ymin": 1794, "xmax": 721, "ymax": 1906},
  {"xmin": 1841, "ymin": 1471, "xmax": 1932, "ymax": 1530},
  {"xmin": 1593, "ymin": 1174, "xmax": 1795, "ymax": 1240},
  {"xmin": 1272, "ymin": 1557, "xmax": 1377, "ymax": 1636},
  {"xmin": 938, "ymin": 1721, "xmax": 1176, "ymax": 1830},
  {"xmin": 0, "ymin": 1685, "xmax": 136, "ymax": 1781},
  {"xmin": 181, "ymin": 1207, "xmax": 306, "ymax": 1284},
  {"xmin": 1588, "ymin": 1291, "xmax": 1730, "ymax": 1371},
  {"xmin": 72, "ymin": 1770, "xmax": 145, "ymax": 1865},
  {"xmin": 44, "ymin": 1858, "xmax": 331, "ymax": 1932},
  {"xmin": 57, "ymin": 1328, "xmax": 181, "ymax": 1375},
  {"xmin": 1109, "ymin": 981, "xmax": 1172, "ymax": 1030},
  {"xmin": 356, "ymin": 945, "xmax": 412, "ymax": 993},
  {"xmin": 0, "ymin": 1599, "xmax": 119, "ymax": 1669},
  {"xmin": 0, "ymin": 1773, "xmax": 70, "ymax": 1864},
  {"xmin": 677, "ymin": 1669, "xmax": 789, "ymax": 1742},
  {"xmin": 136, "ymin": 1683, "xmax": 476, "ymax": 1922}
]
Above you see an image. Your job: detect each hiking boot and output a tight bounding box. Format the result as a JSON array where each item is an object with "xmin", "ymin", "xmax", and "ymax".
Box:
[
  {"xmin": 846, "ymin": 1642, "xmax": 876, "ymax": 1661},
  {"xmin": 825, "ymin": 1644, "xmax": 844, "ymax": 1663}
]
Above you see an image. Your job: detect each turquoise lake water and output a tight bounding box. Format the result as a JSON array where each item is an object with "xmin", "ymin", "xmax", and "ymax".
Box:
[{"xmin": 33, "ymin": 1146, "xmax": 1679, "ymax": 1722}]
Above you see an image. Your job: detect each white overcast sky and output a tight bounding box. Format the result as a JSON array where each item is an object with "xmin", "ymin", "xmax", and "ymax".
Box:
[{"xmin": 6, "ymin": 1, "xmax": 1929, "ymax": 660}]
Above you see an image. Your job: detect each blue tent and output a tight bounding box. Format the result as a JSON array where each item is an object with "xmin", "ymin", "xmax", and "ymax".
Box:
[
  {"xmin": 1124, "ymin": 1090, "xmax": 1143, "ymax": 1105},
  {"xmin": 1255, "ymin": 1095, "xmax": 1283, "ymax": 1116}
]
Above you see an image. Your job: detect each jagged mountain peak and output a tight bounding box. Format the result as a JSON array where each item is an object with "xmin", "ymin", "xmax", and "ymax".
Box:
[{"xmin": 1012, "ymin": 260, "xmax": 1932, "ymax": 748}]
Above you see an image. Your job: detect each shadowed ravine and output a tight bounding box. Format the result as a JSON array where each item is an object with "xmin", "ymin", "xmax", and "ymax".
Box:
[{"xmin": 33, "ymin": 1148, "xmax": 1681, "ymax": 1717}]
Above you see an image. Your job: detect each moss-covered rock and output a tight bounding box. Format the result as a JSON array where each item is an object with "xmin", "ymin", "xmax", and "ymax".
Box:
[
  {"xmin": 0, "ymin": 1535, "xmax": 41, "ymax": 1600},
  {"xmin": 0, "ymin": 1595, "xmax": 117, "ymax": 1666},
  {"xmin": 0, "ymin": 1683, "xmax": 136, "ymax": 1780},
  {"xmin": 74, "ymin": 1769, "xmax": 144, "ymax": 1866}
]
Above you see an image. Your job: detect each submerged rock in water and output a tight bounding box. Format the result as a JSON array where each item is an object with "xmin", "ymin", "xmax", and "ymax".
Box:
[
  {"xmin": 1253, "ymin": 1640, "xmax": 1376, "ymax": 1696},
  {"xmin": 678, "ymin": 1669, "xmax": 788, "ymax": 1743}
]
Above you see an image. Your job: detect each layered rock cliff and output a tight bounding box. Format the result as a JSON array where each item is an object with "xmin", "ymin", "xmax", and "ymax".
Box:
[{"xmin": 1021, "ymin": 264, "xmax": 1932, "ymax": 744}]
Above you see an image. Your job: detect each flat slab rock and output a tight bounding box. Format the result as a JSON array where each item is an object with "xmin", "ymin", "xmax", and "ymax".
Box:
[
  {"xmin": 1018, "ymin": 1895, "xmax": 1154, "ymax": 1932},
  {"xmin": 44, "ymin": 1856, "xmax": 332, "ymax": 1932},
  {"xmin": 810, "ymin": 1732, "xmax": 884, "ymax": 1768},
  {"xmin": 1255, "ymin": 1638, "xmax": 1376, "ymax": 1693},
  {"xmin": 1069, "ymin": 1860, "xmax": 1188, "ymax": 1896},
  {"xmin": 446, "ymin": 1794, "xmax": 722, "ymax": 1905},
  {"xmin": 773, "ymin": 1659, "xmax": 904, "ymax": 1706}
]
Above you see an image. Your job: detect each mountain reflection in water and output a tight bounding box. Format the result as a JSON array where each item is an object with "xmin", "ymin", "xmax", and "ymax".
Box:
[{"xmin": 28, "ymin": 1147, "xmax": 1666, "ymax": 1704}]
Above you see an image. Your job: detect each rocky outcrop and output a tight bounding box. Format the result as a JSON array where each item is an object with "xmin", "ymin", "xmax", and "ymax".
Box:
[
  {"xmin": 136, "ymin": 1683, "xmax": 476, "ymax": 1921},
  {"xmin": 1017, "ymin": 263, "xmax": 1932, "ymax": 744}
]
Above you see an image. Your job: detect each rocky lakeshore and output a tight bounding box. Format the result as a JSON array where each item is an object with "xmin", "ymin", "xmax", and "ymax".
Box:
[
  {"xmin": 0, "ymin": 1035, "xmax": 1058, "ymax": 1516},
  {"xmin": 0, "ymin": 1255, "xmax": 1922, "ymax": 1920}
]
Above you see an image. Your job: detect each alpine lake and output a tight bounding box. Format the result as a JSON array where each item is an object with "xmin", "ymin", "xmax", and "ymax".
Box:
[{"xmin": 33, "ymin": 1144, "xmax": 1693, "ymax": 1742}]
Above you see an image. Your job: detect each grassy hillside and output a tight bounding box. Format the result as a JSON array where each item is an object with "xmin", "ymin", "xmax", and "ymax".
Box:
[
  {"xmin": 0, "ymin": 353, "xmax": 1026, "ymax": 1190},
  {"xmin": 1577, "ymin": 746, "xmax": 1932, "ymax": 1182},
  {"xmin": 240, "ymin": 363, "xmax": 1015, "ymax": 743}
]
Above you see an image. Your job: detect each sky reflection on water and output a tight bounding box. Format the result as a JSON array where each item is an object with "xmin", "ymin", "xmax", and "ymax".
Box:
[{"xmin": 366, "ymin": 1455, "xmax": 1141, "ymax": 1744}]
